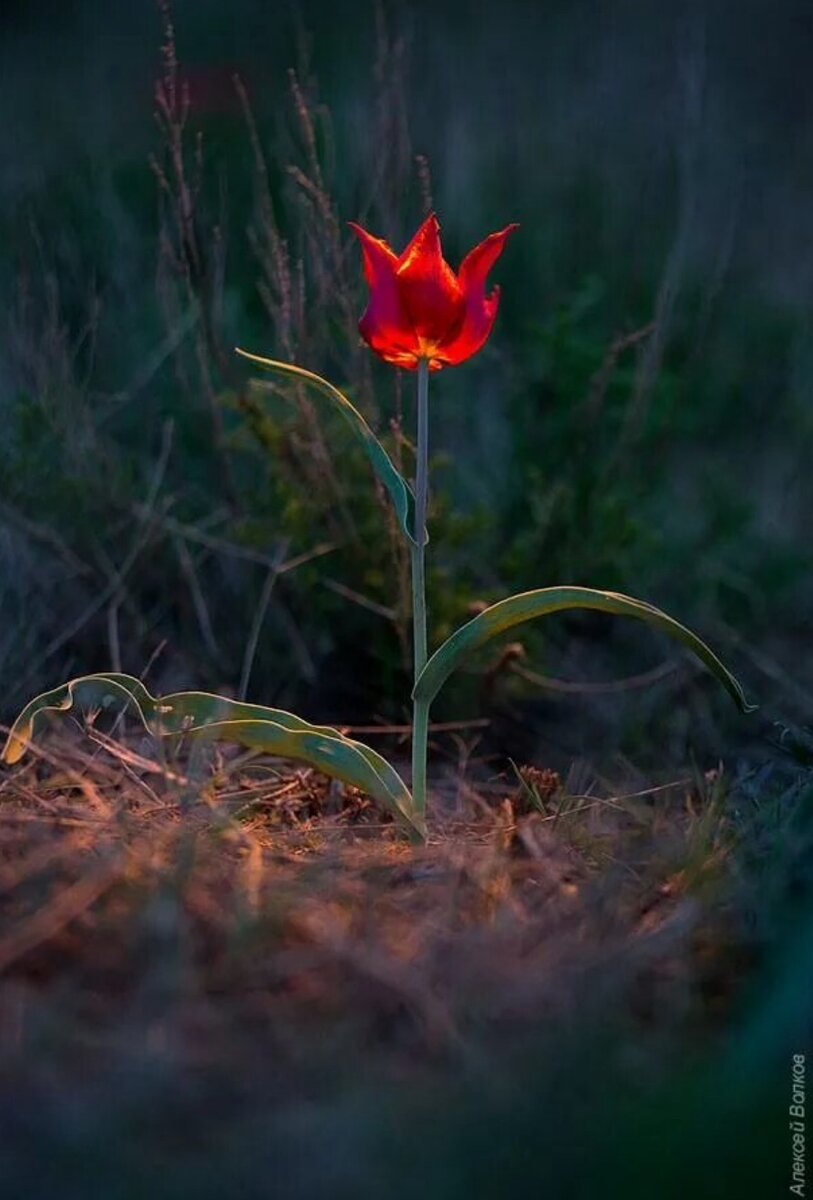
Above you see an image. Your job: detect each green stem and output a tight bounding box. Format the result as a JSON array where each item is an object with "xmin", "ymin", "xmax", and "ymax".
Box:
[{"xmin": 411, "ymin": 358, "xmax": 430, "ymax": 823}]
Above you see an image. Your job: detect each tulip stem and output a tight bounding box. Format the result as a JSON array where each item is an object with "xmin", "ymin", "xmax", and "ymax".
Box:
[{"xmin": 411, "ymin": 358, "xmax": 430, "ymax": 825}]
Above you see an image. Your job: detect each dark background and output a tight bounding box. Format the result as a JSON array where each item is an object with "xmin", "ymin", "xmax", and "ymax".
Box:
[
  {"xmin": 2, "ymin": 0, "xmax": 813, "ymax": 755},
  {"xmin": 2, "ymin": 6, "xmax": 813, "ymax": 1198}
]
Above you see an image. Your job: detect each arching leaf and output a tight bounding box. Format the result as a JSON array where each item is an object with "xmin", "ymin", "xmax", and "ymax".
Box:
[
  {"xmin": 235, "ymin": 349, "xmax": 418, "ymax": 545},
  {"xmin": 413, "ymin": 586, "xmax": 754, "ymax": 714}
]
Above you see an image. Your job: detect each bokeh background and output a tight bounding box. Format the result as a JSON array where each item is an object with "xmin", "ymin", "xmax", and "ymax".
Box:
[
  {"xmin": 4, "ymin": 0, "xmax": 813, "ymax": 762},
  {"xmin": 1, "ymin": 4, "xmax": 812, "ymax": 1196}
]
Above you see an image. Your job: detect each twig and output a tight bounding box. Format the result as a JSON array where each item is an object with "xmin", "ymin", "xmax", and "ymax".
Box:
[
  {"xmin": 323, "ymin": 578, "xmax": 397, "ymax": 621},
  {"xmin": 239, "ymin": 542, "xmax": 290, "ymax": 701},
  {"xmin": 340, "ymin": 718, "xmax": 491, "ymax": 736},
  {"xmin": 511, "ymin": 656, "xmax": 684, "ymax": 696},
  {"xmin": 131, "ymin": 505, "xmax": 337, "ymax": 573},
  {"xmin": 0, "ymin": 500, "xmax": 94, "ymax": 578},
  {"xmin": 174, "ymin": 535, "xmax": 223, "ymax": 663},
  {"xmin": 101, "ymin": 306, "xmax": 199, "ymax": 420}
]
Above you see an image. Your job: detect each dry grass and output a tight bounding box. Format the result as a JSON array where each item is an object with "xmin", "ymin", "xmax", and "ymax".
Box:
[
  {"xmin": 0, "ymin": 724, "xmax": 755, "ymax": 1068},
  {"xmin": 2, "ymin": 717, "xmax": 802, "ymax": 1197}
]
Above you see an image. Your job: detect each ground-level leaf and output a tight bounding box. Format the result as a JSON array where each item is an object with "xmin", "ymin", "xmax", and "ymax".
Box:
[{"xmin": 2, "ymin": 673, "xmax": 422, "ymax": 837}]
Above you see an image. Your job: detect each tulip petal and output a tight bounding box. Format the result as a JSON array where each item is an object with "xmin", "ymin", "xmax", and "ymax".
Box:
[
  {"xmin": 349, "ymin": 222, "xmax": 398, "ymax": 284},
  {"xmin": 434, "ymin": 289, "xmax": 501, "ymax": 367},
  {"xmin": 349, "ymin": 222, "xmax": 421, "ymax": 367},
  {"xmin": 458, "ymin": 223, "xmax": 521, "ymax": 291},
  {"xmin": 436, "ymin": 224, "xmax": 519, "ymax": 366},
  {"xmin": 395, "ymin": 213, "xmax": 465, "ymax": 347}
]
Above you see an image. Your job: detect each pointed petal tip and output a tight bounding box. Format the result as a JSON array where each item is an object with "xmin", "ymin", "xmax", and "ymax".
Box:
[
  {"xmin": 399, "ymin": 211, "xmax": 445, "ymax": 265},
  {"xmin": 348, "ymin": 221, "xmax": 397, "ymax": 253},
  {"xmin": 484, "ymin": 222, "xmax": 520, "ymax": 247},
  {"xmin": 347, "ymin": 220, "xmax": 377, "ymax": 245}
]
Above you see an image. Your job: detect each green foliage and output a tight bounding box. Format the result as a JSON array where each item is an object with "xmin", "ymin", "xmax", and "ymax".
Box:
[
  {"xmin": 414, "ymin": 586, "xmax": 753, "ymax": 712},
  {"xmin": 500, "ymin": 278, "xmax": 677, "ymax": 591},
  {"xmin": 234, "ymin": 351, "xmax": 418, "ymax": 544},
  {"xmin": 1, "ymin": 672, "xmax": 422, "ymax": 837},
  {"xmin": 3, "ymin": 0, "xmax": 808, "ymax": 761}
]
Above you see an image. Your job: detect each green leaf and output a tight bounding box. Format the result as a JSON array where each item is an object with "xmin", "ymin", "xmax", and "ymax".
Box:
[
  {"xmin": 2, "ymin": 673, "xmax": 423, "ymax": 838},
  {"xmin": 413, "ymin": 586, "xmax": 755, "ymax": 714},
  {"xmin": 235, "ymin": 349, "xmax": 418, "ymax": 545}
]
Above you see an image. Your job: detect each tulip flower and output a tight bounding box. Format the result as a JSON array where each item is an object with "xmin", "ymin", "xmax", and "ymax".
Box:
[
  {"xmin": 349, "ymin": 213, "xmax": 519, "ymax": 371},
  {"xmin": 349, "ymin": 212, "xmax": 519, "ymax": 816}
]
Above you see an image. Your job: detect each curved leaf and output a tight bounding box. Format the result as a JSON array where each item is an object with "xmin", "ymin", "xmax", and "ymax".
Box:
[
  {"xmin": 413, "ymin": 586, "xmax": 755, "ymax": 714},
  {"xmin": 235, "ymin": 349, "xmax": 418, "ymax": 545},
  {"xmin": 2, "ymin": 673, "xmax": 422, "ymax": 837}
]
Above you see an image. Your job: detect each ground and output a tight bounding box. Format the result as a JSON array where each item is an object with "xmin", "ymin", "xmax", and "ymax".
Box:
[{"xmin": 0, "ymin": 718, "xmax": 798, "ymax": 1197}]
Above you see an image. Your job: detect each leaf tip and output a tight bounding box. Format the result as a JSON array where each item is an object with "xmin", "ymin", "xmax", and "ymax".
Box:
[{"xmin": 1, "ymin": 732, "xmax": 27, "ymax": 767}]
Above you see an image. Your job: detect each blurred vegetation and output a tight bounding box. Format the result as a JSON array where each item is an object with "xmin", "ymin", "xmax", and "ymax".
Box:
[
  {"xmin": 2, "ymin": 3, "xmax": 813, "ymax": 1195},
  {"xmin": 2, "ymin": 0, "xmax": 813, "ymax": 743}
]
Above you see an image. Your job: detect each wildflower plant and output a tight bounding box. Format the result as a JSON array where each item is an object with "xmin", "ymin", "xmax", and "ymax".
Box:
[{"xmin": 2, "ymin": 214, "xmax": 754, "ymax": 841}]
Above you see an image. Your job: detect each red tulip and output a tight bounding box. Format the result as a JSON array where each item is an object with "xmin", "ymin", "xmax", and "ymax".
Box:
[{"xmin": 349, "ymin": 213, "xmax": 519, "ymax": 371}]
